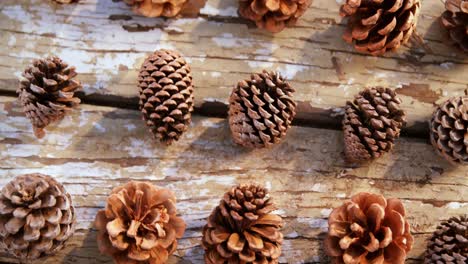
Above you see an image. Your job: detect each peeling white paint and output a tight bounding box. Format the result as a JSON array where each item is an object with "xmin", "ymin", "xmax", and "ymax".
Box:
[
  {"xmin": 445, "ymin": 202, "xmax": 467, "ymax": 209},
  {"xmin": 212, "ymin": 33, "xmax": 253, "ymax": 48},
  {"xmin": 125, "ymin": 123, "xmax": 137, "ymax": 131},
  {"xmin": 200, "ymin": 4, "xmax": 238, "ymax": 17},
  {"xmin": 297, "ymin": 217, "xmax": 328, "ymax": 230},
  {"xmin": 201, "ymin": 119, "xmax": 223, "ymax": 128},
  {"xmin": 210, "ymin": 71, "xmax": 221, "ymax": 77},
  {"xmin": 321, "ymin": 208, "xmax": 333, "ymax": 217},
  {"xmin": 8, "ymin": 35, "xmax": 16, "ymax": 46}
]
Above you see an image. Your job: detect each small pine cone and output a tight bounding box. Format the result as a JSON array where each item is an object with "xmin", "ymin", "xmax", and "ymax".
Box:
[
  {"xmin": 429, "ymin": 96, "xmax": 468, "ymax": 165},
  {"xmin": 138, "ymin": 50, "xmax": 194, "ymax": 144},
  {"xmin": 0, "ymin": 174, "xmax": 76, "ymax": 260},
  {"xmin": 324, "ymin": 192, "xmax": 414, "ymax": 264},
  {"xmin": 124, "ymin": 0, "xmax": 188, "ymax": 17},
  {"xmin": 424, "ymin": 216, "xmax": 468, "ymax": 264},
  {"xmin": 441, "ymin": 0, "xmax": 468, "ymax": 52},
  {"xmin": 228, "ymin": 70, "xmax": 296, "ymax": 148},
  {"xmin": 340, "ymin": 0, "xmax": 421, "ymax": 55},
  {"xmin": 343, "ymin": 87, "xmax": 406, "ymax": 163},
  {"xmin": 238, "ymin": 0, "xmax": 312, "ymax": 33},
  {"xmin": 95, "ymin": 182, "xmax": 186, "ymax": 264},
  {"xmin": 202, "ymin": 184, "xmax": 283, "ymax": 263},
  {"xmin": 17, "ymin": 56, "xmax": 81, "ymax": 138}
]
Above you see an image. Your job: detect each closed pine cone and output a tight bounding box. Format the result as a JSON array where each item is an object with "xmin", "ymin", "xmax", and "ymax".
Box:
[
  {"xmin": 238, "ymin": 0, "xmax": 312, "ymax": 33},
  {"xmin": 343, "ymin": 87, "xmax": 406, "ymax": 163},
  {"xmin": 124, "ymin": 0, "xmax": 188, "ymax": 17},
  {"xmin": 138, "ymin": 50, "xmax": 194, "ymax": 144},
  {"xmin": 429, "ymin": 96, "xmax": 468, "ymax": 165},
  {"xmin": 424, "ymin": 215, "xmax": 467, "ymax": 264},
  {"xmin": 17, "ymin": 56, "xmax": 81, "ymax": 138},
  {"xmin": 324, "ymin": 192, "xmax": 414, "ymax": 264},
  {"xmin": 228, "ymin": 70, "xmax": 296, "ymax": 148},
  {"xmin": 340, "ymin": 0, "xmax": 421, "ymax": 55},
  {"xmin": 202, "ymin": 184, "xmax": 283, "ymax": 263},
  {"xmin": 95, "ymin": 181, "xmax": 186, "ymax": 264},
  {"xmin": 0, "ymin": 174, "xmax": 76, "ymax": 260},
  {"xmin": 441, "ymin": 0, "xmax": 468, "ymax": 52}
]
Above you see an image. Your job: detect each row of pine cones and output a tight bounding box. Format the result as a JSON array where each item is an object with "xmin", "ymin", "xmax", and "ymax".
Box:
[
  {"xmin": 1, "ymin": 174, "xmax": 466, "ymax": 263},
  {"xmin": 51, "ymin": 0, "xmax": 468, "ymax": 53},
  {"xmin": 17, "ymin": 52, "xmax": 468, "ymax": 165}
]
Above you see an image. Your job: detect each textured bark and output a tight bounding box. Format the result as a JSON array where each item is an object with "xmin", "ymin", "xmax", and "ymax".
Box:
[{"xmin": 0, "ymin": 96, "xmax": 467, "ymax": 263}]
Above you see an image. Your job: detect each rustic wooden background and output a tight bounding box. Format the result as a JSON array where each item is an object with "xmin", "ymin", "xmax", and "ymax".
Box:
[{"xmin": 0, "ymin": 0, "xmax": 467, "ymax": 263}]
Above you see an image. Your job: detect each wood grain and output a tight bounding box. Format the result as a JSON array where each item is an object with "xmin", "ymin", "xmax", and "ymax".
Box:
[
  {"xmin": 0, "ymin": 96, "xmax": 466, "ymax": 263},
  {"xmin": 1, "ymin": 0, "xmax": 467, "ymax": 135}
]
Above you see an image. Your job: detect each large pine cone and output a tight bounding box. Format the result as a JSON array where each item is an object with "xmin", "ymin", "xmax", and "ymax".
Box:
[
  {"xmin": 324, "ymin": 192, "xmax": 414, "ymax": 264},
  {"xmin": 138, "ymin": 50, "xmax": 194, "ymax": 145},
  {"xmin": 17, "ymin": 56, "xmax": 81, "ymax": 139},
  {"xmin": 124, "ymin": 0, "xmax": 188, "ymax": 17},
  {"xmin": 0, "ymin": 174, "xmax": 76, "ymax": 260},
  {"xmin": 441, "ymin": 0, "xmax": 468, "ymax": 52},
  {"xmin": 95, "ymin": 181, "xmax": 186, "ymax": 264},
  {"xmin": 424, "ymin": 215, "xmax": 467, "ymax": 264},
  {"xmin": 343, "ymin": 87, "xmax": 406, "ymax": 163},
  {"xmin": 429, "ymin": 96, "xmax": 468, "ymax": 165},
  {"xmin": 340, "ymin": 0, "xmax": 421, "ymax": 55},
  {"xmin": 238, "ymin": 0, "xmax": 312, "ymax": 33},
  {"xmin": 228, "ymin": 70, "xmax": 296, "ymax": 148},
  {"xmin": 202, "ymin": 184, "xmax": 283, "ymax": 263}
]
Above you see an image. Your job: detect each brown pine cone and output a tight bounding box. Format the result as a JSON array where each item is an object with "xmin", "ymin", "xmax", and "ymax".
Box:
[
  {"xmin": 238, "ymin": 0, "xmax": 312, "ymax": 33},
  {"xmin": 202, "ymin": 184, "xmax": 283, "ymax": 263},
  {"xmin": 343, "ymin": 87, "xmax": 406, "ymax": 163},
  {"xmin": 124, "ymin": 0, "xmax": 188, "ymax": 17},
  {"xmin": 441, "ymin": 0, "xmax": 468, "ymax": 52},
  {"xmin": 0, "ymin": 174, "xmax": 76, "ymax": 260},
  {"xmin": 138, "ymin": 50, "xmax": 194, "ymax": 145},
  {"xmin": 424, "ymin": 215, "xmax": 467, "ymax": 264},
  {"xmin": 17, "ymin": 56, "xmax": 81, "ymax": 139},
  {"xmin": 324, "ymin": 192, "xmax": 414, "ymax": 264},
  {"xmin": 340, "ymin": 0, "xmax": 421, "ymax": 55},
  {"xmin": 429, "ymin": 96, "xmax": 468, "ymax": 165},
  {"xmin": 95, "ymin": 181, "xmax": 186, "ymax": 264},
  {"xmin": 228, "ymin": 70, "xmax": 296, "ymax": 148}
]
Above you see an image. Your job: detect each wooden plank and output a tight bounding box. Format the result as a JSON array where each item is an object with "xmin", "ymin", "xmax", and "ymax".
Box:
[
  {"xmin": 0, "ymin": 96, "xmax": 466, "ymax": 263},
  {"xmin": 1, "ymin": 0, "xmax": 467, "ymax": 135}
]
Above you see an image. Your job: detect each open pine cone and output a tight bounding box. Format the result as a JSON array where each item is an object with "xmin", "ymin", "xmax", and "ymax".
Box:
[
  {"xmin": 124, "ymin": 0, "xmax": 188, "ymax": 17},
  {"xmin": 138, "ymin": 49, "xmax": 194, "ymax": 145},
  {"xmin": 429, "ymin": 96, "xmax": 468, "ymax": 165},
  {"xmin": 238, "ymin": 0, "xmax": 312, "ymax": 33},
  {"xmin": 343, "ymin": 87, "xmax": 406, "ymax": 163},
  {"xmin": 441, "ymin": 0, "xmax": 468, "ymax": 52},
  {"xmin": 17, "ymin": 56, "xmax": 81, "ymax": 139},
  {"xmin": 0, "ymin": 174, "xmax": 76, "ymax": 260},
  {"xmin": 228, "ymin": 70, "xmax": 296, "ymax": 148},
  {"xmin": 340, "ymin": 0, "xmax": 421, "ymax": 55},
  {"xmin": 424, "ymin": 215, "xmax": 467, "ymax": 264},
  {"xmin": 95, "ymin": 182, "xmax": 186, "ymax": 264},
  {"xmin": 202, "ymin": 184, "xmax": 283, "ymax": 263},
  {"xmin": 324, "ymin": 192, "xmax": 414, "ymax": 264}
]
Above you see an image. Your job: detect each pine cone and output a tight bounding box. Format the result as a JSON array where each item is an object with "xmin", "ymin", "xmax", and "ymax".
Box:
[
  {"xmin": 0, "ymin": 174, "xmax": 76, "ymax": 260},
  {"xmin": 95, "ymin": 181, "xmax": 186, "ymax": 264},
  {"xmin": 324, "ymin": 192, "xmax": 414, "ymax": 264},
  {"xmin": 343, "ymin": 87, "xmax": 406, "ymax": 163},
  {"xmin": 441, "ymin": 0, "xmax": 468, "ymax": 52},
  {"xmin": 340, "ymin": 0, "xmax": 421, "ymax": 55},
  {"xmin": 228, "ymin": 70, "xmax": 296, "ymax": 148},
  {"xmin": 429, "ymin": 96, "xmax": 468, "ymax": 165},
  {"xmin": 138, "ymin": 50, "xmax": 194, "ymax": 144},
  {"xmin": 424, "ymin": 215, "xmax": 468, "ymax": 264},
  {"xmin": 202, "ymin": 184, "xmax": 283, "ymax": 263},
  {"xmin": 17, "ymin": 56, "xmax": 81, "ymax": 139},
  {"xmin": 124, "ymin": 0, "xmax": 188, "ymax": 17},
  {"xmin": 238, "ymin": 0, "xmax": 312, "ymax": 33}
]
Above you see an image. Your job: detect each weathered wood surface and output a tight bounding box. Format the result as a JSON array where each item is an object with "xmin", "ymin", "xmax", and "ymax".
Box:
[
  {"xmin": 0, "ymin": 96, "xmax": 467, "ymax": 263},
  {"xmin": 1, "ymin": 0, "xmax": 467, "ymax": 135}
]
